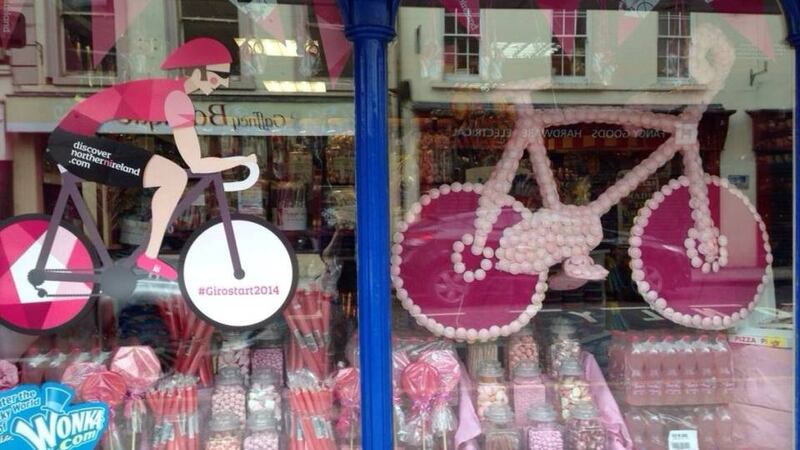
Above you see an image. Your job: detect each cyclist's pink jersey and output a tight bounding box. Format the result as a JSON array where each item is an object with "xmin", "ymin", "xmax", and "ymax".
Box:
[{"xmin": 58, "ymin": 78, "xmax": 196, "ymax": 136}]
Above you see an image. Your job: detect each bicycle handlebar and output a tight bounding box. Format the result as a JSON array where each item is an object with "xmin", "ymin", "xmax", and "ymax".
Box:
[{"xmin": 223, "ymin": 160, "xmax": 260, "ymax": 192}]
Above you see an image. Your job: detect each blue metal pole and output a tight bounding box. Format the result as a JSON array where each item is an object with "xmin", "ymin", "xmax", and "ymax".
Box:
[
  {"xmin": 780, "ymin": 1, "xmax": 800, "ymax": 446},
  {"xmin": 336, "ymin": 1, "xmax": 399, "ymax": 449}
]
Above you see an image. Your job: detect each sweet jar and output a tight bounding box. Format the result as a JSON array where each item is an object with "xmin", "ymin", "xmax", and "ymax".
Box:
[
  {"xmin": 507, "ymin": 326, "xmax": 539, "ymax": 373},
  {"xmin": 244, "ymin": 411, "xmax": 281, "ymax": 450},
  {"xmin": 212, "ymin": 366, "xmax": 248, "ymax": 428},
  {"xmin": 526, "ymin": 404, "xmax": 564, "ymax": 450},
  {"xmin": 484, "ymin": 403, "xmax": 521, "ymax": 450},
  {"xmin": 476, "ymin": 360, "xmax": 509, "ymax": 420},
  {"xmin": 548, "ymin": 324, "xmax": 580, "ymax": 378},
  {"xmin": 512, "ymin": 360, "xmax": 546, "ymax": 426},
  {"xmin": 206, "ymin": 412, "xmax": 244, "ymax": 450},
  {"xmin": 248, "ymin": 371, "xmax": 283, "ymax": 422},
  {"xmin": 556, "ymin": 359, "xmax": 592, "ymax": 421},
  {"xmin": 565, "ymin": 402, "xmax": 606, "ymax": 450}
]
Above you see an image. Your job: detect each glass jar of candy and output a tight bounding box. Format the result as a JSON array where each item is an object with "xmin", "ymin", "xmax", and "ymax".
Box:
[
  {"xmin": 484, "ymin": 404, "xmax": 521, "ymax": 450},
  {"xmin": 244, "ymin": 411, "xmax": 281, "ymax": 450},
  {"xmin": 526, "ymin": 404, "xmax": 564, "ymax": 450},
  {"xmin": 548, "ymin": 324, "xmax": 580, "ymax": 378},
  {"xmin": 507, "ymin": 326, "xmax": 539, "ymax": 374},
  {"xmin": 476, "ymin": 360, "xmax": 509, "ymax": 421},
  {"xmin": 248, "ymin": 371, "xmax": 282, "ymax": 422},
  {"xmin": 556, "ymin": 359, "xmax": 592, "ymax": 421},
  {"xmin": 206, "ymin": 413, "xmax": 243, "ymax": 450},
  {"xmin": 565, "ymin": 402, "xmax": 606, "ymax": 450},
  {"xmin": 512, "ymin": 360, "xmax": 546, "ymax": 426},
  {"xmin": 212, "ymin": 366, "xmax": 247, "ymax": 428},
  {"xmin": 218, "ymin": 331, "xmax": 252, "ymax": 384}
]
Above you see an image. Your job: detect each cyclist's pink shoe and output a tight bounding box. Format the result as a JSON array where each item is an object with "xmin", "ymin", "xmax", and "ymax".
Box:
[{"xmin": 136, "ymin": 254, "xmax": 178, "ymax": 281}]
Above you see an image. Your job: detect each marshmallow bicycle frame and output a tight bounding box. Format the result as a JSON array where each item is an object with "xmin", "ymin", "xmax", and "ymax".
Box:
[
  {"xmin": 393, "ymin": 26, "xmax": 771, "ymax": 342},
  {"xmin": 0, "ymin": 161, "xmax": 297, "ymax": 334}
]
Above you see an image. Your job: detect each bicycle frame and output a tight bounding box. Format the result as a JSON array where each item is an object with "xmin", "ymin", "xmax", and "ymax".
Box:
[
  {"xmin": 463, "ymin": 103, "xmax": 722, "ymax": 275},
  {"xmin": 31, "ymin": 166, "xmax": 244, "ymax": 286}
]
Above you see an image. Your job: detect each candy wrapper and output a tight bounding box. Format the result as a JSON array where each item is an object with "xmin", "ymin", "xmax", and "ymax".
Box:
[
  {"xmin": 110, "ymin": 346, "xmax": 161, "ymax": 450},
  {"xmin": 419, "ymin": 350, "xmax": 461, "ymax": 449},
  {"xmin": 400, "ymin": 361, "xmax": 440, "ymax": 449},
  {"xmin": 0, "ymin": 360, "xmax": 19, "ymax": 390},
  {"xmin": 80, "ymin": 371, "xmax": 127, "ymax": 450},
  {"xmin": 286, "ymin": 371, "xmax": 336, "ymax": 450},
  {"xmin": 146, "ymin": 375, "xmax": 199, "ymax": 450},
  {"xmin": 333, "ymin": 366, "xmax": 360, "ymax": 447}
]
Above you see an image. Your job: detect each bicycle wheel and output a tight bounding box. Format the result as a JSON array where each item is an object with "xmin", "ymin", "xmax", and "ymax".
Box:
[
  {"xmin": 179, "ymin": 215, "xmax": 298, "ymax": 330},
  {"xmin": 630, "ymin": 175, "xmax": 771, "ymax": 330},
  {"xmin": 394, "ymin": 184, "xmax": 548, "ymax": 342},
  {"xmin": 0, "ymin": 214, "xmax": 98, "ymax": 334}
]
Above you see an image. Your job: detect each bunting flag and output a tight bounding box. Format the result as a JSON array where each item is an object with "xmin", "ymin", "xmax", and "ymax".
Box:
[
  {"xmin": 312, "ymin": 0, "xmax": 352, "ymax": 88},
  {"xmin": 441, "ymin": 0, "xmax": 481, "ymax": 34},
  {"xmin": 92, "ymin": 0, "xmax": 150, "ymax": 67},
  {"xmin": 229, "ymin": 0, "xmax": 286, "ymax": 41},
  {"xmin": 0, "ymin": 0, "xmax": 25, "ymax": 49},
  {"xmin": 536, "ymin": 0, "xmax": 581, "ymax": 56}
]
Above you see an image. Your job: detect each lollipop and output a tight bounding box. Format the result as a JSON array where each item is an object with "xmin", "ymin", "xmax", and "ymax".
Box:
[
  {"xmin": 0, "ymin": 360, "xmax": 19, "ymax": 390},
  {"xmin": 419, "ymin": 350, "xmax": 462, "ymax": 450},
  {"xmin": 110, "ymin": 346, "xmax": 161, "ymax": 450},
  {"xmin": 333, "ymin": 367, "xmax": 361, "ymax": 450},
  {"xmin": 80, "ymin": 371, "xmax": 127, "ymax": 450},
  {"xmin": 61, "ymin": 362, "xmax": 105, "ymax": 390},
  {"xmin": 400, "ymin": 361, "xmax": 440, "ymax": 450}
]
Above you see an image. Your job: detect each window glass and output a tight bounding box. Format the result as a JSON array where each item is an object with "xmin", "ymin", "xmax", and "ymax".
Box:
[
  {"xmin": 390, "ymin": 3, "xmax": 795, "ymax": 450},
  {"xmin": 0, "ymin": 1, "xmax": 357, "ymax": 449}
]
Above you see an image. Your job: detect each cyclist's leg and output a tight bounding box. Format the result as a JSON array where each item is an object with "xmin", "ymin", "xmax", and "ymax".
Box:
[{"xmin": 141, "ymin": 155, "xmax": 187, "ymax": 277}]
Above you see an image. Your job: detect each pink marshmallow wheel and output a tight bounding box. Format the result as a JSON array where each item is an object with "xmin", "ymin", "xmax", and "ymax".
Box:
[
  {"xmin": 632, "ymin": 176, "xmax": 770, "ymax": 329},
  {"xmin": 396, "ymin": 186, "xmax": 545, "ymax": 341}
]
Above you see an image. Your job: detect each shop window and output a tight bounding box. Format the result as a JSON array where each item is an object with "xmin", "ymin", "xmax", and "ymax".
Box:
[
  {"xmin": 443, "ymin": 10, "xmax": 480, "ymax": 77},
  {"xmin": 52, "ymin": 0, "xmax": 117, "ymax": 83},
  {"xmin": 179, "ymin": 0, "xmax": 242, "ymax": 77},
  {"xmin": 657, "ymin": 10, "xmax": 691, "ymax": 81},
  {"xmin": 551, "ymin": 10, "xmax": 587, "ymax": 79}
]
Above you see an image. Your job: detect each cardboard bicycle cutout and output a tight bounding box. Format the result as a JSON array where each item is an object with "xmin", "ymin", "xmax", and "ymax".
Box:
[
  {"xmin": 394, "ymin": 25, "xmax": 772, "ymax": 342},
  {"xmin": 0, "ymin": 38, "xmax": 298, "ymax": 334}
]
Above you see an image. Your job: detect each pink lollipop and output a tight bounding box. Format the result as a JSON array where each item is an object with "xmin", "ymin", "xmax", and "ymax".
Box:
[
  {"xmin": 61, "ymin": 362, "xmax": 104, "ymax": 390},
  {"xmin": 110, "ymin": 346, "xmax": 161, "ymax": 394},
  {"xmin": 79, "ymin": 371, "xmax": 127, "ymax": 407},
  {"xmin": 401, "ymin": 361, "xmax": 440, "ymax": 450},
  {"xmin": 110, "ymin": 346, "xmax": 161, "ymax": 449},
  {"xmin": 0, "ymin": 360, "xmax": 19, "ymax": 390},
  {"xmin": 420, "ymin": 350, "xmax": 461, "ymax": 449}
]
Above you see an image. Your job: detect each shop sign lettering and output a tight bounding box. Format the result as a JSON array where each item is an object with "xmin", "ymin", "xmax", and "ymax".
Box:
[{"xmin": 116, "ymin": 103, "xmax": 287, "ymax": 132}]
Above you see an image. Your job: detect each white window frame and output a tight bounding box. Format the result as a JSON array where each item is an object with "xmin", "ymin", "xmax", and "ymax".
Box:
[
  {"xmin": 46, "ymin": 0, "xmax": 127, "ymax": 86},
  {"xmin": 551, "ymin": 10, "xmax": 588, "ymax": 82},
  {"xmin": 657, "ymin": 10, "xmax": 692, "ymax": 83},
  {"xmin": 168, "ymin": 0, "xmax": 256, "ymax": 90},
  {"xmin": 442, "ymin": 9, "xmax": 481, "ymax": 80}
]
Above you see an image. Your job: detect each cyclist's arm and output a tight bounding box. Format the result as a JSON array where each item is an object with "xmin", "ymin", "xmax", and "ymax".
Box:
[
  {"xmin": 166, "ymin": 90, "xmax": 247, "ymax": 174},
  {"xmin": 173, "ymin": 126, "xmax": 248, "ymax": 174}
]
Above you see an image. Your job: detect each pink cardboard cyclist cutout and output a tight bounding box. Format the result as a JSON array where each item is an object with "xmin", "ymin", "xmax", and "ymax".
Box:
[
  {"xmin": 393, "ymin": 24, "xmax": 771, "ymax": 342},
  {"xmin": 0, "ymin": 38, "xmax": 298, "ymax": 334}
]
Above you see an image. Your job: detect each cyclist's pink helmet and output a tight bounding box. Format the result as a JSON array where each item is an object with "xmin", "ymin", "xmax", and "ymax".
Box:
[{"xmin": 161, "ymin": 38, "xmax": 232, "ymax": 70}]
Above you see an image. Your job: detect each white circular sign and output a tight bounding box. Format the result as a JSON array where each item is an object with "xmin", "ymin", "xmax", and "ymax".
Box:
[{"xmin": 180, "ymin": 216, "xmax": 297, "ymax": 329}]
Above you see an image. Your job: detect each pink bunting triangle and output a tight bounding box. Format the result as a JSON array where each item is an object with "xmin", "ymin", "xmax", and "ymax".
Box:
[
  {"xmin": 617, "ymin": 12, "xmax": 644, "ymax": 45},
  {"xmin": 258, "ymin": 4, "xmax": 285, "ymax": 41},
  {"xmin": 720, "ymin": 14, "xmax": 774, "ymax": 59},
  {"xmin": 536, "ymin": 0, "xmax": 581, "ymax": 56},
  {"xmin": 441, "ymin": 0, "xmax": 480, "ymax": 34},
  {"xmin": 0, "ymin": 0, "xmax": 25, "ymax": 49},
  {"xmin": 92, "ymin": 0, "xmax": 150, "ymax": 67},
  {"xmin": 312, "ymin": 0, "xmax": 352, "ymax": 88}
]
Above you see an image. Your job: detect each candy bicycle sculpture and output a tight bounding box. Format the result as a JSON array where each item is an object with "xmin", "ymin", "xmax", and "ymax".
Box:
[{"xmin": 393, "ymin": 25, "xmax": 771, "ymax": 342}]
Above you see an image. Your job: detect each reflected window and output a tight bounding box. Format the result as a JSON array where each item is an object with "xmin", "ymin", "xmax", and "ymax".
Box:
[
  {"xmin": 443, "ymin": 10, "xmax": 480, "ymax": 77},
  {"xmin": 179, "ymin": 0, "xmax": 241, "ymax": 76},
  {"xmin": 551, "ymin": 10, "xmax": 587, "ymax": 79},
  {"xmin": 59, "ymin": 0, "xmax": 117, "ymax": 75},
  {"xmin": 657, "ymin": 10, "xmax": 691, "ymax": 81}
]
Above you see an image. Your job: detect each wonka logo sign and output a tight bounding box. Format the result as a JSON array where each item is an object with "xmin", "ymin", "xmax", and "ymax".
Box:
[{"xmin": 0, "ymin": 383, "xmax": 108, "ymax": 450}]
